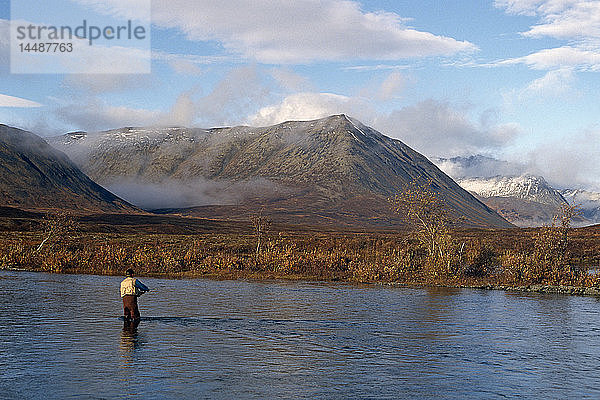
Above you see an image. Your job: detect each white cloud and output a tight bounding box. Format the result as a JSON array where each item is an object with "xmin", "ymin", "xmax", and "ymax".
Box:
[
  {"xmin": 248, "ymin": 92, "xmax": 373, "ymax": 126},
  {"xmin": 503, "ymin": 68, "xmax": 576, "ymax": 104},
  {"xmin": 496, "ymin": 0, "xmax": 600, "ymax": 39},
  {"xmin": 53, "ymin": 65, "xmax": 280, "ymax": 130},
  {"xmin": 269, "ymin": 68, "xmax": 313, "ymax": 92},
  {"xmin": 0, "ymin": 93, "xmax": 43, "ymax": 108},
  {"xmin": 523, "ymin": 68, "xmax": 574, "ymax": 94},
  {"xmin": 500, "ymin": 45, "xmax": 600, "ymax": 70},
  {"xmin": 79, "ymin": 0, "xmax": 476, "ymax": 63},
  {"xmin": 195, "ymin": 65, "xmax": 274, "ymax": 126},
  {"xmin": 55, "ymin": 98, "xmax": 162, "ymax": 130},
  {"xmin": 71, "ymin": 0, "xmax": 151, "ymax": 23},
  {"xmin": 342, "ymin": 64, "xmax": 410, "ymax": 71},
  {"xmin": 495, "ymin": 1, "xmax": 600, "ymax": 70}
]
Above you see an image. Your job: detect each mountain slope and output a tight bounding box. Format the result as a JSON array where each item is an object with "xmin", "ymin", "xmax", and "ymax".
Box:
[
  {"xmin": 0, "ymin": 124, "xmax": 135, "ymax": 212},
  {"xmin": 49, "ymin": 115, "xmax": 511, "ymax": 228}
]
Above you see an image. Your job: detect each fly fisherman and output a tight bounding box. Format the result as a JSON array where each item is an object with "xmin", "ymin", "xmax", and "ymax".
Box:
[{"xmin": 120, "ymin": 269, "xmax": 150, "ymax": 321}]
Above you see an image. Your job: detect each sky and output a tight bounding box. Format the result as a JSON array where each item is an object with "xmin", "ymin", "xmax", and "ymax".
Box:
[{"xmin": 0, "ymin": 0, "xmax": 599, "ymax": 190}]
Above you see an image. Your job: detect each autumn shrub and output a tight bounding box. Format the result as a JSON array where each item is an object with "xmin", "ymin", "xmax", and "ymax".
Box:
[
  {"xmin": 498, "ymin": 204, "xmax": 583, "ymax": 285},
  {"xmin": 0, "ymin": 241, "xmax": 32, "ymax": 269},
  {"xmin": 461, "ymin": 242, "xmax": 498, "ymax": 278}
]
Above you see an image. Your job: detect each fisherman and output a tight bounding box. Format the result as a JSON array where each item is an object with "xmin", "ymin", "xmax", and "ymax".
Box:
[{"xmin": 120, "ymin": 268, "xmax": 150, "ymax": 321}]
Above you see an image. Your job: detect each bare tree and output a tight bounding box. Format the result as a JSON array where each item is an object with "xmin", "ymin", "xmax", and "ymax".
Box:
[
  {"xmin": 36, "ymin": 212, "xmax": 78, "ymax": 252},
  {"xmin": 249, "ymin": 209, "xmax": 271, "ymax": 267}
]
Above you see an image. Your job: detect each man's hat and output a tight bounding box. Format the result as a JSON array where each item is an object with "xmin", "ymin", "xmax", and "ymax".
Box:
[{"xmin": 125, "ymin": 268, "xmax": 134, "ymax": 277}]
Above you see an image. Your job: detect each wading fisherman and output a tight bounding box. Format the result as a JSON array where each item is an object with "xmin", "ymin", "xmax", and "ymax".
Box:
[{"xmin": 120, "ymin": 269, "xmax": 150, "ymax": 321}]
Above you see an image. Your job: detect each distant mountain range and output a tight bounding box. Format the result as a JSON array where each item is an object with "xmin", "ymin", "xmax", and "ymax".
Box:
[
  {"xmin": 0, "ymin": 124, "xmax": 135, "ymax": 213},
  {"xmin": 48, "ymin": 115, "xmax": 511, "ymax": 229},
  {"xmin": 435, "ymin": 156, "xmax": 600, "ymax": 227}
]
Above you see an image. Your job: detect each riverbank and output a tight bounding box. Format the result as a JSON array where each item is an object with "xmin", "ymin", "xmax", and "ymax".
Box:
[
  {"xmin": 5, "ymin": 263, "xmax": 600, "ymax": 298},
  {"xmin": 2, "ymin": 228, "xmax": 600, "ymax": 293}
]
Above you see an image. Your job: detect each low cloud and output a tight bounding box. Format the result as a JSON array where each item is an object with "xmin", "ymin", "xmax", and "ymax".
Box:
[
  {"xmin": 433, "ymin": 125, "xmax": 600, "ymax": 192},
  {"xmin": 104, "ymin": 178, "xmax": 240, "ymax": 210},
  {"xmin": 250, "ymin": 93, "xmax": 519, "ymax": 159},
  {"xmin": 55, "ymin": 99, "xmax": 161, "ymax": 131},
  {"xmin": 103, "ymin": 177, "xmax": 289, "ymax": 210},
  {"xmin": 434, "ymin": 155, "xmax": 530, "ymax": 179}
]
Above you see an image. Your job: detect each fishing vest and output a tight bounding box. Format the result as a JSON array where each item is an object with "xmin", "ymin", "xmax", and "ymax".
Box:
[{"xmin": 120, "ymin": 277, "xmax": 140, "ymax": 297}]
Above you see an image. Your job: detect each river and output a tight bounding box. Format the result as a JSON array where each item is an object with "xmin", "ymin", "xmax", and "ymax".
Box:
[{"xmin": 1, "ymin": 270, "xmax": 600, "ymax": 399}]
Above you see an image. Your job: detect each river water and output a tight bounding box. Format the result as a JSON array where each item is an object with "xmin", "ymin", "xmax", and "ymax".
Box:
[{"xmin": 1, "ymin": 270, "xmax": 600, "ymax": 399}]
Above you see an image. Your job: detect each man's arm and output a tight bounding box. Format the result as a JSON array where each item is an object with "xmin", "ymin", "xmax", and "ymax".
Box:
[{"xmin": 135, "ymin": 280, "xmax": 150, "ymax": 292}]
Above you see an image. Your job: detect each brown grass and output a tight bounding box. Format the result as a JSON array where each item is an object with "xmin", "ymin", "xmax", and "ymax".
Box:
[{"xmin": 1, "ymin": 225, "xmax": 599, "ymax": 287}]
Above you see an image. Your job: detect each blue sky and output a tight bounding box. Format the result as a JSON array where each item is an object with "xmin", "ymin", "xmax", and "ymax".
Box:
[{"xmin": 1, "ymin": 0, "xmax": 599, "ymax": 190}]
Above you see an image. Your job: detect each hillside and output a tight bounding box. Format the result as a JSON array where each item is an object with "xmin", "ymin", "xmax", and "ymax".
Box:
[{"xmin": 0, "ymin": 124, "xmax": 135, "ymax": 213}]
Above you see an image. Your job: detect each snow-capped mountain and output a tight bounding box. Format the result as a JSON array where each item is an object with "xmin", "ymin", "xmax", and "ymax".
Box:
[
  {"xmin": 457, "ymin": 175, "xmax": 567, "ymax": 207},
  {"xmin": 433, "ymin": 155, "xmax": 600, "ymax": 227},
  {"xmin": 454, "ymin": 175, "xmax": 567, "ymax": 227},
  {"xmin": 560, "ymin": 189, "xmax": 600, "ymax": 223}
]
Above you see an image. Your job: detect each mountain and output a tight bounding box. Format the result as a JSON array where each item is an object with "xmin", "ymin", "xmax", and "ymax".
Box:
[
  {"xmin": 457, "ymin": 175, "xmax": 567, "ymax": 227},
  {"xmin": 0, "ymin": 124, "xmax": 135, "ymax": 213},
  {"xmin": 458, "ymin": 175, "xmax": 566, "ymax": 205},
  {"xmin": 456, "ymin": 175, "xmax": 572, "ymax": 227},
  {"xmin": 48, "ymin": 115, "xmax": 512, "ymax": 229},
  {"xmin": 560, "ymin": 189, "xmax": 600, "ymax": 225}
]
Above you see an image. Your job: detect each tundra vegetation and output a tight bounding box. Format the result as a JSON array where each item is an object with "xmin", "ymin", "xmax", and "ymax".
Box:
[{"xmin": 1, "ymin": 184, "xmax": 599, "ymax": 289}]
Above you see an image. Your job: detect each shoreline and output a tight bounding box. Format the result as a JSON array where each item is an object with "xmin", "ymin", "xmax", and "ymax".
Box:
[{"xmin": 4, "ymin": 266, "xmax": 600, "ymax": 297}]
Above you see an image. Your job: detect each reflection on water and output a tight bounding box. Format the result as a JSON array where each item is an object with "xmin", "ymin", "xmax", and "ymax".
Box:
[
  {"xmin": 120, "ymin": 319, "xmax": 141, "ymax": 356},
  {"xmin": 2, "ymin": 270, "xmax": 600, "ymax": 399}
]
